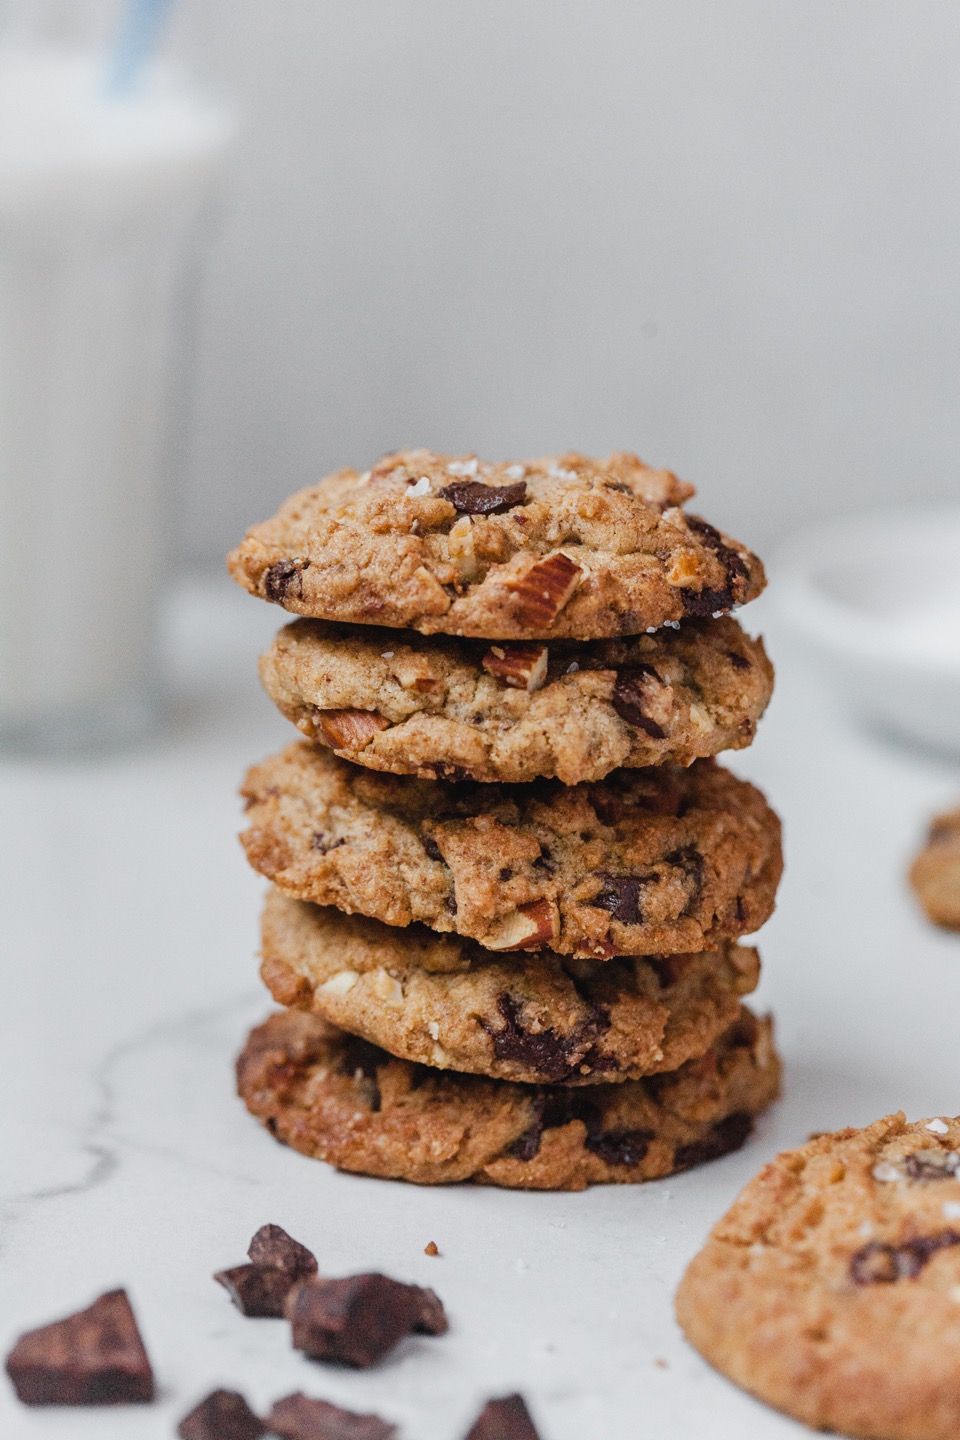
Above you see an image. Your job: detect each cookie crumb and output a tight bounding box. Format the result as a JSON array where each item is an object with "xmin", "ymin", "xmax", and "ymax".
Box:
[
  {"xmin": 424, "ymin": 1241, "xmax": 439, "ymax": 1257},
  {"xmin": 654, "ymin": 1357, "xmax": 669, "ymax": 1369}
]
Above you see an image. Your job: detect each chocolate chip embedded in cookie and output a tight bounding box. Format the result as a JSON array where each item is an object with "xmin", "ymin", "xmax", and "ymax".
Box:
[
  {"xmin": 227, "ymin": 450, "xmax": 765, "ymax": 640},
  {"xmin": 260, "ymin": 889, "xmax": 761, "ymax": 1085},
  {"xmin": 240, "ymin": 744, "xmax": 782, "ymax": 958},
  {"xmin": 910, "ymin": 808, "xmax": 960, "ymax": 931},
  {"xmin": 236, "ymin": 1006, "xmax": 780, "ymax": 1190},
  {"xmin": 676, "ymin": 1113, "xmax": 960, "ymax": 1440},
  {"xmin": 258, "ymin": 615, "xmax": 774, "ymax": 785}
]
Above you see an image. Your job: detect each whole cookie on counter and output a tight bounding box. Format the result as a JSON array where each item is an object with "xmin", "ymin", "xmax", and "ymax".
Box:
[
  {"xmin": 227, "ymin": 450, "xmax": 766, "ymax": 640},
  {"xmin": 676, "ymin": 1113, "xmax": 960, "ymax": 1440},
  {"xmin": 237, "ymin": 1006, "xmax": 780, "ymax": 1190},
  {"xmin": 909, "ymin": 808, "xmax": 960, "ymax": 931},
  {"xmin": 240, "ymin": 743, "xmax": 782, "ymax": 958},
  {"xmin": 258, "ymin": 614, "xmax": 774, "ymax": 786},
  {"xmin": 260, "ymin": 889, "xmax": 761, "ymax": 1085}
]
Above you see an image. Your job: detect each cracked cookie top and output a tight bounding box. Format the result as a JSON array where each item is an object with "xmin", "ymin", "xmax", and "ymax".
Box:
[
  {"xmin": 227, "ymin": 450, "xmax": 766, "ymax": 640},
  {"xmin": 260, "ymin": 889, "xmax": 761, "ymax": 1086},
  {"xmin": 677, "ymin": 1113, "xmax": 960, "ymax": 1440},
  {"xmin": 240, "ymin": 743, "xmax": 782, "ymax": 958}
]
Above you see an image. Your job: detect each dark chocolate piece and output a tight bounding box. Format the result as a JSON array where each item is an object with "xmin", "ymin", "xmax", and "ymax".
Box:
[
  {"xmin": 264, "ymin": 558, "xmax": 308, "ymax": 603},
  {"xmin": 267, "ymin": 1392, "xmax": 397, "ymax": 1440},
  {"xmin": 679, "ymin": 516, "xmax": 748, "ymax": 617},
  {"xmin": 464, "ymin": 1393, "xmax": 542, "ymax": 1440},
  {"xmin": 214, "ymin": 1264, "xmax": 294, "ymax": 1319},
  {"xmin": 480, "ymin": 993, "xmax": 609, "ymax": 1083},
  {"xmin": 673, "ymin": 1112, "xmax": 754, "ymax": 1171},
  {"xmin": 285, "ymin": 1274, "xmax": 447, "ymax": 1368},
  {"xmin": 437, "ymin": 480, "xmax": 527, "ymax": 514},
  {"xmin": 247, "ymin": 1224, "xmax": 318, "ymax": 1279},
  {"xmin": 850, "ymin": 1230, "xmax": 960, "ymax": 1285},
  {"xmin": 611, "ymin": 666, "xmax": 667, "ymax": 738},
  {"xmin": 588, "ymin": 872, "xmax": 644, "ymax": 925},
  {"xmin": 4, "ymin": 1288, "xmax": 154, "ymax": 1406},
  {"xmin": 178, "ymin": 1388, "xmax": 266, "ymax": 1440}
]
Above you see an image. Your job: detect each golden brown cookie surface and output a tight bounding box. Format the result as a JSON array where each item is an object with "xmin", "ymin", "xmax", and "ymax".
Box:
[
  {"xmin": 240, "ymin": 744, "xmax": 783, "ymax": 958},
  {"xmin": 237, "ymin": 1007, "xmax": 780, "ymax": 1190},
  {"xmin": 227, "ymin": 450, "xmax": 765, "ymax": 640},
  {"xmin": 910, "ymin": 808, "xmax": 960, "ymax": 931},
  {"xmin": 260, "ymin": 889, "xmax": 761, "ymax": 1085},
  {"xmin": 677, "ymin": 1113, "xmax": 960, "ymax": 1440},
  {"xmin": 259, "ymin": 614, "xmax": 773, "ymax": 785}
]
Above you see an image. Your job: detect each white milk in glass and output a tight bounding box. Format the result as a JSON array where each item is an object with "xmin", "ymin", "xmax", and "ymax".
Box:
[{"xmin": 0, "ymin": 49, "xmax": 232, "ymax": 750}]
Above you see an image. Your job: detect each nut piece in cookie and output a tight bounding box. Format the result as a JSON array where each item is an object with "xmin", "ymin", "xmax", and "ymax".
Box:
[
  {"xmin": 910, "ymin": 807, "xmax": 960, "ymax": 930},
  {"xmin": 676, "ymin": 1112, "xmax": 960, "ymax": 1440},
  {"xmin": 5, "ymin": 1289, "xmax": 154, "ymax": 1406},
  {"xmin": 227, "ymin": 449, "xmax": 766, "ymax": 640}
]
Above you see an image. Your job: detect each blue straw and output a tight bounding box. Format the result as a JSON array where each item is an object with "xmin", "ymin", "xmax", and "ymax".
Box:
[{"xmin": 106, "ymin": 0, "xmax": 176, "ymax": 94}]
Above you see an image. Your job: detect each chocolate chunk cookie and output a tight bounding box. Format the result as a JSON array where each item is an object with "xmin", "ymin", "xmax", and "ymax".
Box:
[
  {"xmin": 237, "ymin": 1007, "xmax": 780, "ymax": 1190},
  {"xmin": 240, "ymin": 744, "xmax": 782, "ymax": 958},
  {"xmin": 227, "ymin": 450, "xmax": 765, "ymax": 640},
  {"xmin": 910, "ymin": 808, "xmax": 960, "ymax": 931},
  {"xmin": 676, "ymin": 1113, "xmax": 960, "ymax": 1440},
  {"xmin": 259, "ymin": 615, "xmax": 773, "ymax": 786},
  {"xmin": 260, "ymin": 889, "xmax": 761, "ymax": 1085}
]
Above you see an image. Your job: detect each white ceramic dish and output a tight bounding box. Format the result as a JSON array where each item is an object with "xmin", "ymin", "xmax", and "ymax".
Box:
[{"xmin": 773, "ymin": 505, "xmax": 960, "ymax": 755}]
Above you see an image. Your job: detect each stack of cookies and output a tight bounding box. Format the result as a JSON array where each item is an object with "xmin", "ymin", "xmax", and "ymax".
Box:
[{"xmin": 227, "ymin": 450, "xmax": 784, "ymax": 1191}]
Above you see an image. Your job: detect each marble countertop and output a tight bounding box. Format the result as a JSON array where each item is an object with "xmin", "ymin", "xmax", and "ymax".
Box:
[{"xmin": 2, "ymin": 576, "xmax": 958, "ymax": 1440}]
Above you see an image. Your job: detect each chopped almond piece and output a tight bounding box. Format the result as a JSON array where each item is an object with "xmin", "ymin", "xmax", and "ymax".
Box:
[
  {"xmin": 316, "ymin": 709, "xmax": 390, "ymax": 751},
  {"xmin": 481, "ymin": 643, "xmax": 549, "ymax": 692},
  {"xmin": 502, "ymin": 552, "xmax": 582, "ymax": 629},
  {"xmin": 486, "ymin": 898, "xmax": 558, "ymax": 951}
]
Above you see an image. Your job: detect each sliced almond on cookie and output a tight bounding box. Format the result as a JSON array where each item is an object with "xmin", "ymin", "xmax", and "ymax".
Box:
[
  {"xmin": 502, "ymin": 552, "xmax": 582, "ymax": 629},
  {"xmin": 481, "ymin": 643, "xmax": 549, "ymax": 692},
  {"xmin": 315, "ymin": 708, "xmax": 390, "ymax": 751},
  {"xmin": 486, "ymin": 898, "xmax": 558, "ymax": 951}
]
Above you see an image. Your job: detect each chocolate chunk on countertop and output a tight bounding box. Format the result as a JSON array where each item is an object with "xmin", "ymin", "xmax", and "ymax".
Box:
[
  {"xmin": 4, "ymin": 1288, "xmax": 154, "ymax": 1406},
  {"xmin": 268, "ymin": 1391, "xmax": 397, "ymax": 1439},
  {"xmin": 285, "ymin": 1273, "xmax": 447, "ymax": 1367},
  {"xmin": 248, "ymin": 1223, "xmax": 318, "ymax": 1278},
  {"xmin": 465, "ymin": 1393, "xmax": 543, "ymax": 1440},
  {"xmin": 216, "ymin": 1223, "xmax": 320, "ymax": 1317},
  {"xmin": 178, "ymin": 1388, "xmax": 266, "ymax": 1440}
]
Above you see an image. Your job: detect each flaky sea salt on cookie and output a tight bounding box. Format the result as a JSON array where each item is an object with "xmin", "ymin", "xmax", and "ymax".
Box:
[
  {"xmin": 259, "ymin": 613, "xmax": 774, "ymax": 785},
  {"xmin": 676, "ymin": 1113, "xmax": 960, "ymax": 1440},
  {"xmin": 259, "ymin": 889, "xmax": 761, "ymax": 1085},
  {"xmin": 237, "ymin": 1005, "xmax": 780, "ymax": 1190},
  {"xmin": 227, "ymin": 450, "xmax": 766, "ymax": 640}
]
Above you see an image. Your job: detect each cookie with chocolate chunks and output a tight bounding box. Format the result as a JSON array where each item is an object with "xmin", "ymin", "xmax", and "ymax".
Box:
[
  {"xmin": 285, "ymin": 1272, "xmax": 446, "ymax": 1367},
  {"xmin": 258, "ymin": 614, "xmax": 773, "ymax": 785},
  {"xmin": 260, "ymin": 889, "xmax": 760, "ymax": 1085},
  {"xmin": 4, "ymin": 1288, "xmax": 154, "ymax": 1406},
  {"xmin": 236, "ymin": 1006, "xmax": 779, "ymax": 1191},
  {"xmin": 227, "ymin": 449, "xmax": 765, "ymax": 641},
  {"xmin": 267, "ymin": 1391, "xmax": 396, "ymax": 1439},
  {"xmin": 676, "ymin": 1112, "xmax": 960, "ymax": 1440},
  {"xmin": 241, "ymin": 744, "xmax": 781, "ymax": 958},
  {"xmin": 910, "ymin": 806, "xmax": 960, "ymax": 931}
]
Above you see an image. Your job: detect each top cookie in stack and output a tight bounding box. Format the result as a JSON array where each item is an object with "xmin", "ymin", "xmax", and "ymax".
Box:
[{"xmin": 229, "ymin": 449, "xmax": 783, "ymax": 1189}]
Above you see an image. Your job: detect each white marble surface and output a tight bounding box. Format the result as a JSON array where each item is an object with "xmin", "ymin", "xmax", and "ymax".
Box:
[{"xmin": 2, "ymin": 575, "xmax": 959, "ymax": 1439}]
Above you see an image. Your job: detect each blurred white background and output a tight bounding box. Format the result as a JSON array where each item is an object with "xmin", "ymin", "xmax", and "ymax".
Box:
[{"xmin": 6, "ymin": 0, "xmax": 959, "ymax": 564}]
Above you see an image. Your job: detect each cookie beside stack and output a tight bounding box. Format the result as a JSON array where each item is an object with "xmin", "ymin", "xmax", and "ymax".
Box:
[{"xmin": 227, "ymin": 450, "xmax": 784, "ymax": 1191}]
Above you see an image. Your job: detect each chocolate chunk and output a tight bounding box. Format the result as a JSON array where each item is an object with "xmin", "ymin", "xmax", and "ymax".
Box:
[
  {"xmin": 666, "ymin": 844, "xmax": 705, "ymax": 915},
  {"xmin": 285, "ymin": 1274, "xmax": 448, "ymax": 1367},
  {"xmin": 422, "ymin": 836, "xmax": 443, "ymax": 861},
  {"xmin": 437, "ymin": 480, "xmax": 527, "ymax": 514},
  {"xmin": 507, "ymin": 1091, "xmax": 637, "ymax": 1165},
  {"xmin": 178, "ymin": 1389, "xmax": 266, "ymax": 1440},
  {"xmin": 268, "ymin": 1392, "xmax": 396, "ymax": 1440},
  {"xmin": 588, "ymin": 872, "xmax": 644, "ymax": 925},
  {"xmin": 481, "ymin": 994, "xmax": 609, "ymax": 1083},
  {"xmin": 464, "ymin": 1393, "xmax": 542, "ymax": 1440},
  {"xmin": 214, "ymin": 1264, "xmax": 295, "ymax": 1319},
  {"xmin": 680, "ymin": 516, "xmax": 748, "ymax": 617},
  {"xmin": 727, "ymin": 649, "xmax": 751, "ymax": 671},
  {"xmin": 611, "ymin": 665, "xmax": 667, "ymax": 739},
  {"xmin": 311, "ymin": 833, "xmax": 344, "ymax": 853},
  {"xmin": 248, "ymin": 1224, "xmax": 318, "ymax": 1279},
  {"xmin": 585, "ymin": 1127, "xmax": 654, "ymax": 1167},
  {"xmin": 4, "ymin": 1288, "xmax": 154, "ymax": 1406},
  {"xmin": 903, "ymin": 1150, "xmax": 960, "ymax": 1181},
  {"xmin": 674, "ymin": 1112, "xmax": 754, "ymax": 1171},
  {"xmin": 264, "ymin": 559, "xmax": 308, "ymax": 603},
  {"xmin": 850, "ymin": 1231, "xmax": 960, "ymax": 1285}
]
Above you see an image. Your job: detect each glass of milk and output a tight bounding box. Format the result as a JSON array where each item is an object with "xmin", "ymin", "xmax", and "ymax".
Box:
[{"xmin": 0, "ymin": 47, "xmax": 232, "ymax": 752}]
